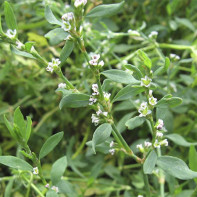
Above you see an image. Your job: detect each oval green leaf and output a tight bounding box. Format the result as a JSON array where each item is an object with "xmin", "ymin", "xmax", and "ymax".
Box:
[
  {"xmin": 45, "ymin": 5, "xmax": 62, "ymax": 26},
  {"xmin": 39, "ymin": 132, "xmax": 64, "ymax": 159},
  {"xmin": 143, "ymin": 150, "xmax": 157, "ymax": 174},
  {"xmin": 60, "ymin": 40, "xmax": 74, "ymax": 63},
  {"xmin": 125, "ymin": 116, "xmax": 145, "ymax": 130}
]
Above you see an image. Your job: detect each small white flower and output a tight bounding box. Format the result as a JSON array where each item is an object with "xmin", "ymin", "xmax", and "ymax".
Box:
[
  {"xmin": 16, "ymin": 41, "xmax": 23, "ymax": 49},
  {"xmin": 74, "ymin": 0, "xmax": 87, "ymax": 7},
  {"xmin": 51, "ymin": 186, "xmax": 59, "ymax": 193},
  {"xmin": 149, "ymin": 90, "xmax": 153, "ymax": 96},
  {"xmin": 92, "ymin": 84, "xmax": 99, "ymax": 95},
  {"xmin": 45, "ymin": 183, "xmax": 50, "ymax": 188},
  {"xmin": 62, "ymin": 12, "xmax": 74, "ymax": 21},
  {"xmin": 156, "ymin": 132, "xmax": 163, "ymax": 138},
  {"xmin": 148, "ymin": 31, "xmax": 158, "ymax": 39},
  {"xmin": 103, "ymin": 92, "xmax": 111, "ymax": 101},
  {"xmin": 170, "ymin": 53, "xmax": 180, "ymax": 61},
  {"xmin": 98, "ymin": 60, "xmax": 104, "ymax": 67},
  {"xmin": 138, "ymin": 195, "xmax": 144, "ymax": 197},
  {"xmin": 136, "ymin": 144, "xmax": 143, "ymax": 149},
  {"xmin": 149, "ymin": 96, "xmax": 157, "ymax": 106},
  {"xmin": 91, "ymin": 114, "xmax": 99, "ymax": 126},
  {"xmin": 128, "ymin": 29, "xmax": 140, "ymax": 36},
  {"xmin": 138, "ymin": 102, "xmax": 152, "ymax": 117},
  {"xmin": 91, "ymin": 54, "xmax": 100, "ymax": 61},
  {"xmin": 110, "ymin": 141, "xmax": 114, "ymax": 148},
  {"xmin": 33, "ymin": 167, "xmax": 39, "ymax": 175},
  {"xmin": 161, "ymin": 139, "xmax": 168, "ymax": 146},
  {"xmin": 154, "ymin": 139, "xmax": 161, "ymax": 148},
  {"xmin": 144, "ymin": 141, "xmax": 152, "ymax": 148},
  {"xmin": 89, "ymin": 96, "xmax": 97, "ymax": 105},
  {"xmin": 102, "ymin": 112, "xmax": 108, "ymax": 117},
  {"xmin": 64, "ymin": 34, "xmax": 72, "ymax": 41},
  {"xmin": 46, "ymin": 58, "xmax": 61, "ymax": 73},
  {"xmin": 6, "ymin": 29, "xmax": 17, "ymax": 39},
  {"xmin": 156, "ymin": 119, "xmax": 164, "ymax": 130},
  {"xmin": 109, "ymin": 148, "xmax": 115, "ymax": 155},
  {"xmin": 141, "ymin": 76, "xmax": 152, "ymax": 87},
  {"xmin": 89, "ymin": 59, "xmax": 98, "ymax": 66},
  {"xmin": 58, "ymin": 83, "xmax": 66, "ymax": 89},
  {"xmin": 62, "ymin": 21, "xmax": 71, "ymax": 31}
]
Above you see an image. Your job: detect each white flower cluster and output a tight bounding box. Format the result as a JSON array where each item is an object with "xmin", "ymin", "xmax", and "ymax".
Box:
[
  {"xmin": 141, "ymin": 76, "xmax": 152, "ymax": 87},
  {"xmin": 74, "ymin": 0, "xmax": 87, "ymax": 7},
  {"xmin": 61, "ymin": 12, "xmax": 75, "ymax": 31},
  {"xmin": 170, "ymin": 53, "xmax": 180, "ymax": 61},
  {"xmin": 103, "ymin": 92, "xmax": 111, "ymax": 101},
  {"xmin": 109, "ymin": 141, "xmax": 115, "ymax": 155},
  {"xmin": 91, "ymin": 107, "xmax": 108, "ymax": 126},
  {"xmin": 128, "ymin": 29, "xmax": 140, "ymax": 36},
  {"xmin": 33, "ymin": 167, "xmax": 39, "ymax": 175},
  {"xmin": 138, "ymin": 102, "xmax": 152, "ymax": 117},
  {"xmin": 89, "ymin": 84, "xmax": 99, "ymax": 105},
  {"xmin": 46, "ymin": 58, "xmax": 61, "ymax": 73},
  {"xmin": 148, "ymin": 90, "xmax": 157, "ymax": 106},
  {"xmin": 58, "ymin": 83, "xmax": 66, "ymax": 89},
  {"xmin": 148, "ymin": 31, "xmax": 158, "ymax": 39},
  {"xmin": 136, "ymin": 141, "xmax": 152, "ymax": 152},
  {"xmin": 89, "ymin": 53, "xmax": 104, "ymax": 67},
  {"xmin": 5, "ymin": 29, "xmax": 17, "ymax": 39},
  {"xmin": 51, "ymin": 186, "xmax": 59, "ymax": 193}
]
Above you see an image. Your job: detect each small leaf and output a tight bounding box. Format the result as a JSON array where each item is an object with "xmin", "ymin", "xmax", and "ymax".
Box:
[
  {"xmin": 112, "ymin": 85, "xmax": 145, "ymax": 102},
  {"xmin": 154, "ymin": 57, "xmax": 170, "ymax": 76},
  {"xmin": 101, "ymin": 69, "xmax": 139, "ymax": 84},
  {"xmin": 124, "ymin": 64, "xmax": 143, "ymax": 80},
  {"xmin": 45, "ymin": 28, "xmax": 69, "ymax": 46},
  {"xmin": 0, "ymin": 156, "xmax": 33, "ymax": 171},
  {"xmin": 11, "ymin": 45, "xmax": 36, "ymax": 59},
  {"xmin": 51, "ymin": 156, "xmax": 67, "ymax": 185},
  {"xmin": 39, "ymin": 132, "xmax": 64, "ymax": 159},
  {"xmin": 143, "ymin": 150, "xmax": 157, "ymax": 174},
  {"xmin": 25, "ymin": 116, "xmax": 32, "ymax": 142},
  {"xmin": 59, "ymin": 93, "xmax": 89, "ymax": 109},
  {"xmin": 189, "ymin": 146, "xmax": 197, "ymax": 184},
  {"xmin": 165, "ymin": 134, "xmax": 197, "ymax": 147},
  {"xmin": 137, "ymin": 49, "xmax": 152, "ymax": 69},
  {"xmin": 60, "ymin": 40, "xmax": 74, "ymax": 63},
  {"xmin": 125, "ymin": 116, "xmax": 145, "ymax": 130},
  {"xmin": 157, "ymin": 156, "xmax": 197, "ymax": 180},
  {"xmin": 45, "ymin": 6, "xmax": 62, "ymax": 26},
  {"xmin": 46, "ymin": 190, "xmax": 59, "ymax": 197},
  {"xmin": 92, "ymin": 123, "xmax": 112, "ymax": 153},
  {"xmin": 4, "ymin": 115, "xmax": 17, "ymax": 140},
  {"xmin": 156, "ymin": 94, "xmax": 182, "ymax": 108},
  {"xmin": 86, "ymin": 1, "xmax": 125, "ymax": 18},
  {"xmin": 25, "ymin": 42, "xmax": 35, "ymax": 53},
  {"xmin": 4, "ymin": 1, "xmax": 17, "ymax": 30}
]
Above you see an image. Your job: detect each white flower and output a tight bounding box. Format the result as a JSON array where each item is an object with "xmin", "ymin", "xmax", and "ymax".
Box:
[
  {"xmin": 16, "ymin": 41, "xmax": 23, "ymax": 49},
  {"xmin": 45, "ymin": 183, "xmax": 50, "ymax": 188},
  {"xmin": 96, "ymin": 107, "xmax": 108, "ymax": 117},
  {"xmin": 149, "ymin": 96, "xmax": 157, "ymax": 106},
  {"xmin": 138, "ymin": 102, "xmax": 152, "ymax": 117},
  {"xmin": 46, "ymin": 58, "xmax": 61, "ymax": 73},
  {"xmin": 33, "ymin": 167, "xmax": 39, "ymax": 175},
  {"xmin": 74, "ymin": 0, "xmax": 87, "ymax": 7},
  {"xmin": 102, "ymin": 112, "xmax": 108, "ymax": 117},
  {"xmin": 103, "ymin": 92, "xmax": 111, "ymax": 101},
  {"xmin": 110, "ymin": 141, "xmax": 114, "ymax": 148},
  {"xmin": 141, "ymin": 76, "xmax": 152, "ymax": 87},
  {"xmin": 89, "ymin": 96, "xmax": 97, "ymax": 105},
  {"xmin": 154, "ymin": 139, "xmax": 161, "ymax": 148},
  {"xmin": 91, "ymin": 114, "xmax": 99, "ymax": 126},
  {"xmin": 89, "ymin": 53, "xmax": 104, "ymax": 67},
  {"xmin": 148, "ymin": 31, "xmax": 158, "ymax": 39},
  {"xmin": 6, "ymin": 29, "xmax": 17, "ymax": 39},
  {"xmin": 109, "ymin": 148, "xmax": 115, "ymax": 155},
  {"xmin": 91, "ymin": 54, "xmax": 100, "ymax": 61},
  {"xmin": 62, "ymin": 12, "xmax": 74, "ymax": 21},
  {"xmin": 58, "ymin": 83, "xmax": 66, "ymax": 89},
  {"xmin": 161, "ymin": 139, "xmax": 168, "ymax": 146},
  {"xmin": 51, "ymin": 186, "xmax": 59, "ymax": 193},
  {"xmin": 156, "ymin": 119, "xmax": 164, "ymax": 130},
  {"xmin": 170, "ymin": 53, "xmax": 180, "ymax": 61},
  {"xmin": 128, "ymin": 29, "xmax": 140, "ymax": 36},
  {"xmin": 138, "ymin": 195, "xmax": 144, "ymax": 197},
  {"xmin": 149, "ymin": 90, "xmax": 153, "ymax": 96},
  {"xmin": 98, "ymin": 60, "xmax": 104, "ymax": 67},
  {"xmin": 64, "ymin": 34, "xmax": 72, "ymax": 41},
  {"xmin": 62, "ymin": 21, "xmax": 71, "ymax": 31},
  {"xmin": 136, "ymin": 144, "xmax": 143, "ymax": 149},
  {"xmin": 156, "ymin": 132, "xmax": 163, "ymax": 138},
  {"xmin": 92, "ymin": 84, "xmax": 99, "ymax": 95},
  {"xmin": 144, "ymin": 141, "xmax": 152, "ymax": 148}
]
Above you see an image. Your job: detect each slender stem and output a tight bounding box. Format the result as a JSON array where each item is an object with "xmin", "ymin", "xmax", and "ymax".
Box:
[
  {"xmin": 158, "ymin": 43, "xmax": 193, "ymax": 51},
  {"xmin": 142, "ymin": 169, "xmax": 151, "ymax": 197},
  {"xmin": 25, "ymin": 173, "xmax": 33, "ymax": 197}
]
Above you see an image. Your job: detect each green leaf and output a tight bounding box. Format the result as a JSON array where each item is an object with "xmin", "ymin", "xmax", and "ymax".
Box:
[
  {"xmin": 45, "ymin": 5, "xmax": 62, "ymax": 26},
  {"xmin": 0, "ymin": 15, "xmax": 5, "ymax": 35},
  {"xmin": 39, "ymin": 132, "xmax": 64, "ymax": 159},
  {"xmin": 125, "ymin": 116, "xmax": 145, "ymax": 130},
  {"xmin": 60, "ymin": 40, "xmax": 74, "ymax": 63},
  {"xmin": 25, "ymin": 42, "xmax": 35, "ymax": 53},
  {"xmin": 4, "ymin": 1, "xmax": 17, "ymax": 30},
  {"xmin": 59, "ymin": 93, "xmax": 90, "ymax": 109},
  {"xmin": 92, "ymin": 123, "xmax": 112, "ymax": 154},
  {"xmin": 143, "ymin": 150, "xmax": 157, "ymax": 174},
  {"xmin": 45, "ymin": 28, "xmax": 69, "ymax": 46},
  {"xmin": 57, "ymin": 180, "xmax": 78, "ymax": 197},
  {"xmin": 4, "ymin": 179, "xmax": 14, "ymax": 197},
  {"xmin": 189, "ymin": 146, "xmax": 197, "ymax": 183},
  {"xmin": 137, "ymin": 50, "xmax": 152, "ymax": 69},
  {"xmin": 154, "ymin": 57, "xmax": 170, "ymax": 76},
  {"xmin": 165, "ymin": 134, "xmax": 197, "ymax": 147},
  {"xmin": 14, "ymin": 107, "xmax": 26, "ymax": 139},
  {"xmin": 0, "ymin": 156, "xmax": 33, "ymax": 171},
  {"xmin": 175, "ymin": 17, "xmax": 195, "ymax": 32},
  {"xmin": 11, "ymin": 45, "xmax": 36, "ymax": 59},
  {"xmin": 112, "ymin": 85, "xmax": 145, "ymax": 102},
  {"xmin": 51, "ymin": 156, "xmax": 67, "ymax": 185},
  {"xmin": 156, "ymin": 94, "xmax": 182, "ymax": 108},
  {"xmin": 86, "ymin": 1, "xmax": 125, "ymax": 18},
  {"xmin": 46, "ymin": 190, "xmax": 59, "ymax": 197},
  {"xmin": 25, "ymin": 116, "xmax": 32, "ymax": 142},
  {"xmin": 4, "ymin": 115, "xmax": 17, "ymax": 140},
  {"xmin": 124, "ymin": 64, "xmax": 143, "ymax": 80},
  {"xmin": 101, "ymin": 69, "xmax": 139, "ymax": 84},
  {"xmin": 157, "ymin": 156, "xmax": 197, "ymax": 180}
]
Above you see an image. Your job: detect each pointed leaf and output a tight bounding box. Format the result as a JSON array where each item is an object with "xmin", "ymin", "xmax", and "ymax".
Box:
[
  {"xmin": 4, "ymin": 115, "xmax": 17, "ymax": 140},
  {"xmin": 143, "ymin": 150, "xmax": 157, "ymax": 174},
  {"xmin": 39, "ymin": 132, "xmax": 64, "ymax": 159},
  {"xmin": 45, "ymin": 6, "xmax": 62, "ymax": 26},
  {"xmin": 11, "ymin": 45, "xmax": 36, "ymax": 59},
  {"xmin": 25, "ymin": 116, "xmax": 32, "ymax": 142},
  {"xmin": 60, "ymin": 40, "xmax": 74, "ymax": 63},
  {"xmin": 124, "ymin": 64, "xmax": 143, "ymax": 79},
  {"xmin": 0, "ymin": 156, "xmax": 33, "ymax": 171}
]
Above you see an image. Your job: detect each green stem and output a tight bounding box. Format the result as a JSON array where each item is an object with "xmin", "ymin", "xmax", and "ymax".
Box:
[
  {"xmin": 142, "ymin": 168, "xmax": 151, "ymax": 197},
  {"xmin": 158, "ymin": 43, "xmax": 193, "ymax": 51},
  {"xmin": 25, "ymin": 173, "xmax": 33, "ymax": 197}
]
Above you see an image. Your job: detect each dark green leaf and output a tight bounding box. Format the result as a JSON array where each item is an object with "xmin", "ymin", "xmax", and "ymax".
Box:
[
  {"xmin": 86, "ymin": 1, "xmax": 125, "ymax": 18},
  {"xmin": 101, "ymin": 69, "xmax": 139, "ymax": 84},
  {"xmin": 59, "ymin": 93, "xmax": 89, "ymax": 109},
  {"xmin": 39, "ymin": 132, "xmax": 64, "ymax": 159},
  {"xmin": 60, "ymin": 40, "xmax": 74, "ymax": 63},
  {"xmin": 4, "ymin": 1, "xmax": 17, "ymax": 30},
  {"xmin": 45, "ymin": 6, "xmax": 62, "ymax": 26},
  {"xmin": 157, "ymin": 156, "xmax": 197, "ymax": 180},
  {"xmin": 51, "ymin": 156, "xmax": 67, "ymax": 185},
  {"xmin": 0, "ymin": 156, "xmax": 33, "ymax": 171},
  {"xmin": 125, "ymin": 116, "xmax": 145, "ymax": 130},
  {"xmin": 143, "ymin": 150, "xmax": 157, "ymax": 174},
  {"xmin": 124, "ymin": 64, "xmax": 143, "ymax": 79},
  {"xmin": 92, "ymin": 123, "xmax": 112, "ymax": 153}
]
